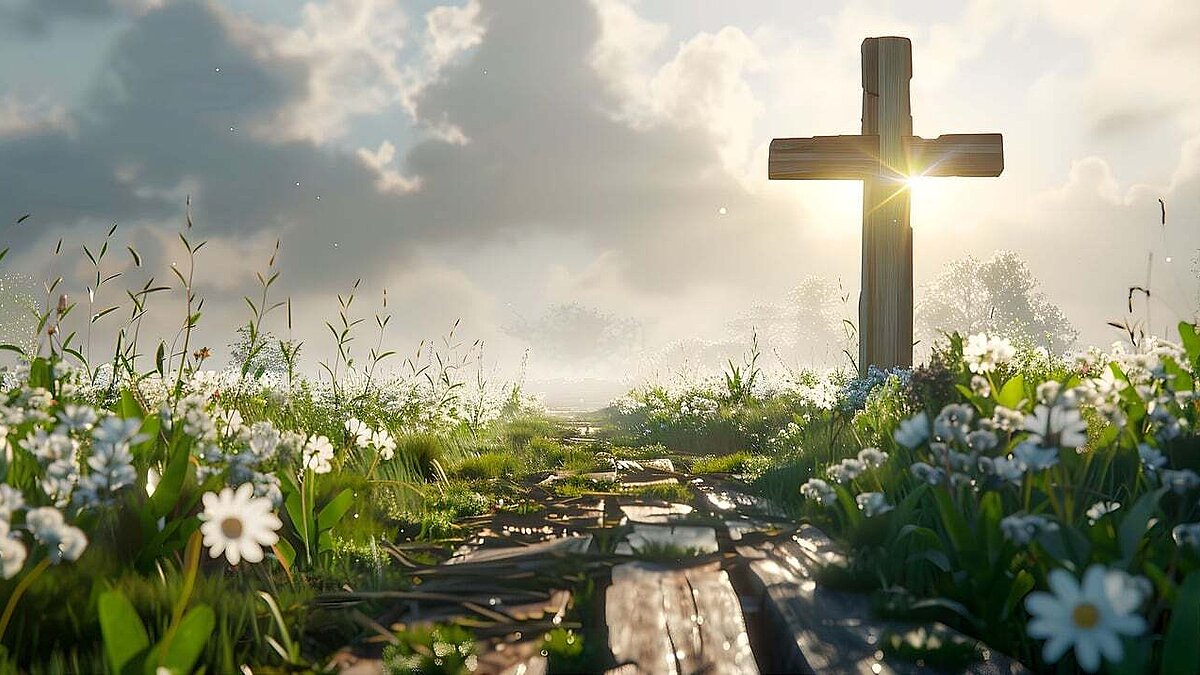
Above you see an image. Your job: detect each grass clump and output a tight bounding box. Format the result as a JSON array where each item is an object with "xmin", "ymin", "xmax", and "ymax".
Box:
[
  {"xmin": 689, "ymin": 451, "xmax": 754, "ymax": 475},
  {"xmin": 624, "ymin": 482, "xmax": 692, "ymax": 503}
]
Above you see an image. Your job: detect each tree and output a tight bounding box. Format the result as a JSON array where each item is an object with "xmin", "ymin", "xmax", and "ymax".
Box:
[
  {"xmin": 503, "ymin": 303, "xmax": 641, "ymax": 365},
  {"xmin": 916, "ymin": 250, "xmax": 1077, "ymax": 354},
  {"xmin": 727, "ymin": 276, "xmax": 855, "ymax": 367}
]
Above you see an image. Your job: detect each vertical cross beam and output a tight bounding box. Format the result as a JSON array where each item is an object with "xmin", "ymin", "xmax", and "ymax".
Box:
[{"xmin": 859, "ymin": 37, "xmax": 913, "ymax": 370}]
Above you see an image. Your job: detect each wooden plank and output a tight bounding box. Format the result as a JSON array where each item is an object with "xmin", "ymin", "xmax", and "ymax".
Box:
[
  {"xmin": 607, "ymin": 562, "xmax": 758, "ymax": 674},
  {"xmin": 748, "ymin": 528, "xmax": 1027, "ymax": 674},
  {"xmin": 908, "ymin": 133, "xmax": 1004, "ymax": 177},
  {"xmin": 860, "ymin": 35, "xmax": 913, "ymax": 370},
  {"xmin": 447, "ymin": 534, "xmax": 593, "ymax": 565},
  {"xmin": 768, "ymin": 135, "xmax": 878, "ymax": 180},
  {"xmin": 768, "ymin": 134, "xmax": 1003, "ymax": 180}
]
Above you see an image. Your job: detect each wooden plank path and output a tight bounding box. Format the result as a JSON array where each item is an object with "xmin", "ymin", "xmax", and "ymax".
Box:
[
  {"xmin": 606, "ymin": 561, "xmax": 756, "ymax": 675},
  {"xmin": 331, "ymin": 455, "xmax": 1027, "ymax": 674}
]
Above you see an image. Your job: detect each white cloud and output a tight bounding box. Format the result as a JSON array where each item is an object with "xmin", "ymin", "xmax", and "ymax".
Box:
[
  {"xmin": 356, "ymin": 140, "xmax": 422, "ymax": 194},
  {"xmin": 255, "ymin": 0, "xmax": 410, "ymax": 144},
  {"xmin": 0, "ymin": 94, "xmax": 73, "ymax": 138}
]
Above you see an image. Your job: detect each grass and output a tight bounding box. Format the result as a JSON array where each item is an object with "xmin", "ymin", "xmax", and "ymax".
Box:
[
  {"xmin": 688, "ymin": 451, "xmax": 755, "ymax": 475},
  {"xmin": 623, "ymin": 482, "xmax": 693, "ymax": 503}
]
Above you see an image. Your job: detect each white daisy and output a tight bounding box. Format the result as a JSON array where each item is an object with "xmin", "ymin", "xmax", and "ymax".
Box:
[
  {"xmin": 199, "ymin": 483, "xmax": 282, "ymax": 565},
  {"xmin": 1025, "ymin": 566, "xmax": 1147, "ymax": 672}
]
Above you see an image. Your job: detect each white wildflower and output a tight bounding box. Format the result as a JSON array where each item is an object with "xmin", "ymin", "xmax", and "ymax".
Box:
[
  {"xmin": 1013, "ymin": 441, "xmax": 1060, "ymax": 472},
  {"xmin": 198, "ymin": 483, "xmax": 282, "ymax": 565},
  {"xmin": 1024, "ymin": 404, "xmax": 1088, "ymax": 449},
  {"xmin": 910, "ymin": 461, "xmax": 945, "ymax": 485},
  {"xmin": 827, "ymin": 458, "xmax": 866, "ymax": 484},
  {"xmin": 0, "ymin": 520, "xmax": 27, "ymax": 579},
  {"xmin": 894, "ymin": 411, "xmax": 929, "ymax": 449},
  {"xmin": 800, "ymin": 478, "xmax": 836, "ymax": 506},
  {"xmin": 964, "ymin": 334, "xmax": 1016, "ymax": 374},
  {"xmin": 345, "ymin": 418, "xmax": 372, "ymax": 448},
  {"xmin": 970, "ymin": 375, "xmax": 991, "ymax": 398},
  {"xmin": 1159, "ymin": 469, "xmax": 1200, "ymax": 495},
  {"xmin": 369, "ymin": 428, "xmax": 397, "ymax": 461},
  {"xmin": 1138, "ymin": 443, "xmax": 1167, "ymax": 472},
  {"xmin": 934, "ymin": 404, "xmax": 973, "ymax": 444},
  {"xmin": 1001, "ymin": 514, "xmax": 1058, "ymax": 545},
  {"xmin": 26, "ymin": 507, "xmax": 88, "ymax": 563},
  {"xmin": 302, "ymin": 435, "xmax": 335, "ymax": 474},
  {"xmin": 856, "ymin": 447, "xmax": 888, "ymax": 468},
  {"xmin": 856, "ymin": 492, "xmax": 893, "ymax": 517},
  {"xmin": 1172, "ymin": 523, "xmax": 1200, "ymax": 550},
  {"xmin": 1085, "ymin": 501, "xmax": 1121, "ymax": 525},
  {"xmin": 56, "ymin": 404, "xmax": 98, "ymax": 433},
  {"xmin": 1024, "ymin": 565, "xmax": 1147, "ymax": 672},
  {"xmin": 967, "ymin": 429, "xmax": 999, "ymax": 453},
  {"xmin": 990, "ymin": 406, "xmax": 1026, "ymax": 433}
]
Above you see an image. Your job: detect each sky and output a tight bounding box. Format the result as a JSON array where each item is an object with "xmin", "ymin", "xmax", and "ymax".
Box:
[{"xmin": 1, "ymin": 0, "xmax": 1198, "ymax": 407}]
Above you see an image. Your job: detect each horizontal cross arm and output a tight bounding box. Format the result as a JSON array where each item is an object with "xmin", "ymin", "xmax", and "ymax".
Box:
[
  {"xmin": 768, "ymin": 133, "xmax": 1003, "ymax": 180},
  {"xmin": 908, "ymin": 133, "xmax": 1003, "ymax": 177}
]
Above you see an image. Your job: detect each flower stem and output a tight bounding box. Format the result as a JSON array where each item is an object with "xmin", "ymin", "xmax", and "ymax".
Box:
[{"xmin": 0, "ymin": 558, "xmax": 52, "ymax": 642}]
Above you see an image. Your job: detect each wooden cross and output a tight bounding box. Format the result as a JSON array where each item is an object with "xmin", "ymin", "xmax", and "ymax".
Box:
[{"xmin": 769, "ymin": 37, "xmax": 1003, "ymax": 370}]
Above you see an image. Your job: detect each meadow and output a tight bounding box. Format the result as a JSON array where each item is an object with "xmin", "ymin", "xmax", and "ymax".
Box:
[{"xmin": 1, "ymin": 217, "xmax": 1198, "ymax": 675}]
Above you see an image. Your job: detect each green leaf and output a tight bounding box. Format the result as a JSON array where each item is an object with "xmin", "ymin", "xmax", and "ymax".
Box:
[
  {"xmin": 1179, "ymin": 321, "xmax": 1200, "ymax": 365},
  {"xmin": 1162, "ymin": 571, "xmax": 1200, "ymax": 675},
  {"xmin": 119, "ymin": 390, "xmax": 145, "ymax": 419},
  {"xmin": 158, "ymin": 605, "xmax": 214, "ymax": 675},
  {"xmin": 99, "ymin": 590, "xmax": 150, "ymax": 675},
  {"xmin": 995, "ymin": 373, "xmax": 1025, "ymax": 409},
  {"xmin": 155, "ymin": 342, "xmax": 166, "ymax": 376},
  {"xmin": 147, "ymin": 436, "xmax": 192, "ymax": 522},
  {"xmin": 283, "ymin": 487, "xmax": 310, "ymax": 550},
  {"xmin": 1002, "ymin": 570, "xmax": 1035, "ymax": 621},
  {"xmin": 274, "ymin": 537, "xmax": 296, "ymax": 569},
  {"xmin": 1118, "ymin": 487, "xmax": 1166, "ymax": 565},
  {"xmin": 317, "ymin": 488, "xmax": 354, "ymax": 532},
  {"xmin": 932, "ymin": 488, "xmax": 971, "ymax": 556}
]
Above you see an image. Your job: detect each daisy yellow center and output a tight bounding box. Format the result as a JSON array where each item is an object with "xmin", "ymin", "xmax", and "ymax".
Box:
[
  {"xmin": 220, "ymin": 516, "xmax": 244, "ymax": 540},
  {"xmin": 1072, "ymin": 602, "xmax": 1100, "ymax": 629}
]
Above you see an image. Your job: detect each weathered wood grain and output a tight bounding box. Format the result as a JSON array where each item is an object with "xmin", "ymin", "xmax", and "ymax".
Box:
[
  {"xmin": 767, "ymin": 134, "xmax": 1003, "ymax": 180},
  {"xmin": 748, "ymin": 525, "xmax": 1027, "ymax": 674},
  {"xmin": 607, "ymin": 562, "xmax": 758, "ymax": 674},
  {"xmin": 768, "ymin": 35, "xmax": 1004, "ymax": 370}
]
